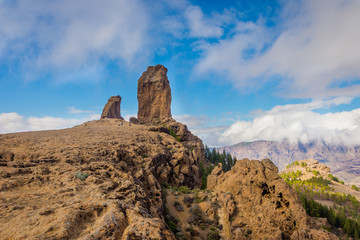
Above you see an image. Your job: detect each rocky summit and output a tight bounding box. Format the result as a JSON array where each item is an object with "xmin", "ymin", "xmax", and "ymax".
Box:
[
  {"xmin": 101, "ymin": 95, "xmax": 124, "ymax": 119},
  {"xmin": 207, "ymin": 159, "xmax": 337, "ymax": 239},
  {"xmin": 137, "ymin": 65, "xmax": 172, "ymax": 124},
  {"xmin": 0, "ymin": 65, "xmax": 338, "ymax": 239}
]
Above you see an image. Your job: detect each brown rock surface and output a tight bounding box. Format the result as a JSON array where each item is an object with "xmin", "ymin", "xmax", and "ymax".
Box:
[
  {"xmin": 137, "ymin": 65, "xmax": 172, "ymax": 124},
  {"xmin": 207, "ymin": 159, "xmax": 338, "ymax": 239},
  {"xmin": 101, "ymin": 95, "xmax": 124, "ymax": 119},
  {"xmin": 0, "ymin": 119, "xmax": 204, "ymax": 239}
]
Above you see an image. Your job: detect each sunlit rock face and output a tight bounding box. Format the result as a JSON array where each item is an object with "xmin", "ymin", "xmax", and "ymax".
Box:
[{"xmin": 137, "ymin": 65, "xmax": 172, "ymax": 124}]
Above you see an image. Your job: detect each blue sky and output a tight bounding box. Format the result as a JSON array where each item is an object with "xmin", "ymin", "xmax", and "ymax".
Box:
[{"xmin": 1, "ymin": 0, "xmax": 360, "ymax": 147}]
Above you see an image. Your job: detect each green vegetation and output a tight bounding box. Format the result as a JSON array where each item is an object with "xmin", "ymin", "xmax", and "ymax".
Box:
[
  {"xmin": 286, "ymin": 160, "xmax": 299, "ymax": 169},
  {"xmin": 300, "ymin": 193, "xmax": 360, "ymax": 239},
  {"xmin": 204, "ymin": 146, "xmax": 237, "ymax": 172},
  {"xmin": 207, "ymin": 230, "xmax": 221, "ymax": 240},
  {"xmin": 328, "ymin": 174, "xmax": 345, "ymax": 185},
  {"xmin": 352, "ymin": 185, "xmax": 360, "ymax": 191},
  {"xmin": 285, "ymin": 161, "xmax": 307, "ymax": 169},
  {"xmin": 177, "ymin": 186, "xmax": 192, "ymax": 194},
  {"xmin": 168, "ymin": 127, "xmax": 181, "ymax": 142},
  {"xmin": 199, "ymin": 162, "xmax": 214, "ymax": 189},
  {"xmin": 281, "ymin": 170, "xmax": 360, "ymax": 239},
  {"xmin": 200, "ymin": 146, "xmax": 237, "ymax": 189},
  {"xmin": 312, "ymin": 170, "xmax": 320, "ymax": 176},
  {"xmin": 161, "ymin": 182, "xmax": 170, "ymax": 189},
  {"xmin": 165, "ymin": 209, "xmax": 179, "ymax": 234},
  {"xmin": 75, "ymin": 172, "xmax": 89, "ymax": 181}
]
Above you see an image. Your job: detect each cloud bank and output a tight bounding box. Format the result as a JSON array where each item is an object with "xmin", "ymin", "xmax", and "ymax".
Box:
[
  {"xmin": 189, "ymin": 98, "xmax": 360, "ymax": 147},
  {"xmin": 0, "ymin": 112, "xmax": 99, "ymax": 133}
]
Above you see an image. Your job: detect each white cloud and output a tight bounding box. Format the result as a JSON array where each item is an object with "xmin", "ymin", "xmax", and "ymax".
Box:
[
  {"xmin": 196, "ymin": 0, "xmax": 360, "ymax": 98},
  {"xmin": 0, "ymin": 0, "xmax": 149, "ymax": 80},
  {"xmin": 160, "ymin": 0, "xmax": 234, "ymax": 39},
  {"xmin": 267, "ymin": 97, "xmax": 353, "ymax": 114},
  {"xmin": 210, "ymin": 99, "xmax": 360, "ymax": 146},
  {"xmin": 185, "ymin": 5, "xmax": 223, "ymax": 38},
  {"xmin": 0, "ymin": 112, "xmax": 99, "ymax": 133}
]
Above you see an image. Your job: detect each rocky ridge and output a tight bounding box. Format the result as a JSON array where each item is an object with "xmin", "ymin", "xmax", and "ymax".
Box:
[{"xmin": 0, "ymin": 119, "xmax": 204, "ymax": 239}]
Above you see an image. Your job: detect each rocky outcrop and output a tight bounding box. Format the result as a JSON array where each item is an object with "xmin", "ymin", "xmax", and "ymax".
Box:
[
  {"xmin": 137, "ymin": 65, "xmax": 172, "ymax": 124},
  {"xmin": 0, "ymin": 118, "xmax": 205, "ymax": 239},
  {"xmin": 207, "ymin": 159, "xmax": 338, "ymax": 239},
  {"xmin": 129, "ymin": 117, "xmax": 139, "ymax": 124},
  {"xmin": 101, "ymin": 95, "xmax": 124, "ymax": 119}
]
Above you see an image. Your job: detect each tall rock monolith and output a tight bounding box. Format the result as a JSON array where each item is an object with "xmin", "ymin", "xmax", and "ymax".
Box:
[
  {"xmin": 137, "ymin": 65, "xmax": 172, "ymax": 124},
  {"xmin": 101, "ymin": 95, "xmax": 124, "ymax": 119}
]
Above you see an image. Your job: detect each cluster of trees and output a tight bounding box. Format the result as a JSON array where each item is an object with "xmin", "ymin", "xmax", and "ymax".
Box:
[
  {"xmin": 300, "ymin": 194, "xmax": 360, "ymax": 239},
  {"xmin": 281, "ymin": 170, "xmax": 360, "ymax": 238},
  {"xmin": 204, "ymin": 146, "xmax": 237, "ymax": 172},
  {"xmin": 199, "ymin": 146, "xmax": 237, "ymax": 189},
  {"xmin": 281, "ymin": 171, "xmax": 333, "ymax": 191},
  {"xmin": 328, "ymin": 174, "xmax": 345, "ymax": 185},
  {"xmin": 285, "ymin": 160, "xmax": 307, "ymax": 169}
]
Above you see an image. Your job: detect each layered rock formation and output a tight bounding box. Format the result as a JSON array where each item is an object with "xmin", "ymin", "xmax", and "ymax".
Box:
[
  {"xmin": 101, "ymin": 95, "xmax": 124, "ymax": 119},
  {"xmin": 137, "ymin": 65, "xmax": 172, "ymax": 124},
  {"xmin": 207, "ymin": 159, "xmax": 338, "ymax": 239}
]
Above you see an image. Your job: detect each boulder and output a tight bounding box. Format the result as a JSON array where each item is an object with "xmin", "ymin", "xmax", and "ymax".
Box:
[
  {"xmin": 129, "ymin": 117, "xmax": 139, "ymax": 124},
  {"xmin": 101, "ymin": 95, "xmax": 124, "ymax": 119},
  {"xmin": 137, "ymin": 65, "xmax": 172, "ymax": 124}
]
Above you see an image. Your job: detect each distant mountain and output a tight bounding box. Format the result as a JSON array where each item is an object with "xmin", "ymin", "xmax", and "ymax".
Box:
[{"xmin": 218, "ymin": 140, "xmax": 360, "ymax": 186}]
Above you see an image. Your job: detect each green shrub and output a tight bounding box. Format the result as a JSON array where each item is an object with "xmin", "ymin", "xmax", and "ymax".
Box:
[
  {"xmin": 168, "ymin": 128, "xmax": 181, "ymax": 142},
  {"xmin": 178, "ymin": 186, "xmax": 191, "ymax": 194},
  {"xmin": 207, "ymin": 230, "xmax": 220, "ymax": 240},
  {"xmin": 167, "ymin": 220, "xmax": 177, "ymax": 233},
  {"xmin": 162, "ymin": 182, "xmax": 170, "ymax": 189},
  {"xmin": 75, "ymin": 172, "xmax": 89, "ymax": 181},
  {"xmin": 328, "ymin": 174, "xmax": 340, "ymax": 182}
]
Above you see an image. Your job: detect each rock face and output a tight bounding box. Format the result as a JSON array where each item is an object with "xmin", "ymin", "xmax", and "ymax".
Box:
[
  {"xmin": 101, "ymin": 95, "xmax": 124, "ymax": 119},
  {"xmin": 137, "ymin": 65, "xmax": 172, "ymax": 124},
  {"xmin": 0, "ymin": 119, "xmax": 204, "ymax": 239},
  {"xmin": 207, "ymin": 159, "xmax": 338, "ymax": 239}
]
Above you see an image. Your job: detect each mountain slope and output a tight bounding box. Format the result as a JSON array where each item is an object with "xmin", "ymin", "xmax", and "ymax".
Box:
[
  {"xmin": 219, "ymin": 140, "xmax": 360, "ymax": 186},
  {"xmin": 0, "ymin": 119, "xmax": 204, "ymax": 239}
]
